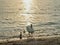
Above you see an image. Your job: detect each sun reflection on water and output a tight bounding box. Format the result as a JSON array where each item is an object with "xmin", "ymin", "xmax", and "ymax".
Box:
[
  {"xmin": 22, "ymin": 0, "xmax": 33, "ymax": 25},
  {"xmin": 23, "ymin": 0, "xmax": 32, "ymax": 12}
]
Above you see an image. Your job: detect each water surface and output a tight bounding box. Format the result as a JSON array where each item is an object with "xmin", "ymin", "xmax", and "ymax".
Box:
[{"xmin": 0, "ymin": 0, "xmax": 60, "ymax": 38}]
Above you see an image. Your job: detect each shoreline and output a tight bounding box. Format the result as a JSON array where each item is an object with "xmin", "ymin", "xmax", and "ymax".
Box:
[
  {"xmin": 0, "ymin": 36, "xmax": 60, "ymax": 45},
  {"xmin": 0, "ymin": 35, "xmax": 60, "ymax": 43}
]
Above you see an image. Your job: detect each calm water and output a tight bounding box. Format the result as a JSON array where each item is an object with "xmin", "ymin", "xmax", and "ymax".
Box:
[{"xmin": 0, "ymin": 0, "xmax": 60, "ymax": 38}]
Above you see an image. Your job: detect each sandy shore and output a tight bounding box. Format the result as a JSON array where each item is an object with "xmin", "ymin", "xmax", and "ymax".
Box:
[{"xmin": 0, "ymin": 35, "xmax": 60, "ymax": 45}]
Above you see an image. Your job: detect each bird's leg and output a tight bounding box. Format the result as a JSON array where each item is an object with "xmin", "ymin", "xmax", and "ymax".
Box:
[
  {"xmin": 28, "ymin": 33, "xmax": 31, "ymax": 37},
  {"xmin": 30, "ymin": 33, "xmax": 32, "ymax": 37},
  {"xmin": 27, "ymin": 33, "xmax": 30, "ymax": 37}
]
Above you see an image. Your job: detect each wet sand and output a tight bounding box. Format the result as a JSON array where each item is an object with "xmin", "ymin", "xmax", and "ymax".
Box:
[{"xmin": 0, "ymin": 36, "xmax": 60, "ymax": 45}]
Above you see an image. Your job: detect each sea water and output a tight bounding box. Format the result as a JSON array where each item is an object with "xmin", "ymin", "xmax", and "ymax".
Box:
[{"xmin": 0, "ymin": 0, "xmax": 60, "ymax": 39}]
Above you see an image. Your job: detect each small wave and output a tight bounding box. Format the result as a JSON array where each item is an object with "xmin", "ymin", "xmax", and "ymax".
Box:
[
  {"xmin": 44, "ymin": 22, "xmax": 57, "ymax": 25},
  {"xmin": 39, "ymin": 22, "xmax": 58, "ymax": 26}
]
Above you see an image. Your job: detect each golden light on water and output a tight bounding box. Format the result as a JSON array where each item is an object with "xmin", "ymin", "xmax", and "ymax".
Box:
[
  {"xmin": 19, "ymin": 0, "xmax": 49, "ymax": 25},
  {"xmin": 22, "ymin": 0, "xmax": 33, "ymax": 25},
  {"xmin": 27, "ymin": 22, "xmax": 31, "ymax": 26},
  {"xmin": 23, "ymin": 0, "xmax": 32, "ymax": 12}
]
